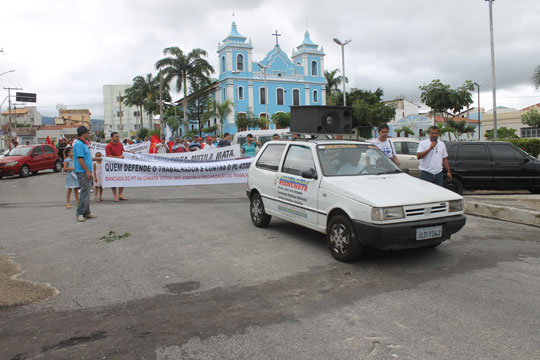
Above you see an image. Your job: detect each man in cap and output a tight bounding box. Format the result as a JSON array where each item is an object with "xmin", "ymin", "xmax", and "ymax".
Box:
[{"xmin": 73, "ymin": 126, "xmax": 97, "ymax": 222}]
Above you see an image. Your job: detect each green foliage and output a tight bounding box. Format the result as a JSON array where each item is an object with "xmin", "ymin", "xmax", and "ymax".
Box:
[
  {"xmin": 272, "ymin": 112, "xmax": 291, "ymax": 129},
  {"xmin": 137, "ymin": 128, "xmax": 149, "ymax": 139},
  {"xmin": 532, "ymin": 64, "xmax": 540, "ymax": 91},
  {"xmin": 521, "ymin": 108, "xmax": 540, "ymax": 127},
  {"xmin": 349, "ymin": 88, "xmax": 396, "ymax": 136},
  {"xmin": 258, "ymin": 116, "xmax": 269, "ymax": 129},
  {"xmin": 202, "ymin": 125, "xmax": 218, "ymax": 134},
  {"xmin": 205, "ymin": 99, "xmax": 233, "ymax": 136},
  {"xmin": 507, "ymin": 138, "xmax": 540, "ymax": 158},
  {"xmin": 419, "ymin": 80, "xmax": 475, "ymax": 120},
  {"xmin": 14, "ymin": 123, "xmax": 31, "ymax": 127},
  {"xmin": 100, "ymin": 231, "xmax": 131, "ymax": 243},
  {"xmin": 185, "ymin": 129, "xmax": 199, "ymax": 138},
  {"xmin": 398, "ymin": 126, "xmax": 414, "ymax": 137},
  {"xmin": 325, "ymin": 69, "xmax": 343, "ymax": 101},
  {"xmin": 235, "ymin": 111, "xmax": 259, "ymax": 131},
  {"xmin": 148, "ymin": 129, "xmax": 161, "ymax": 138},
  {"xmin": 485, "ymin": 127, "xmax": 518, "ymax": 140}
]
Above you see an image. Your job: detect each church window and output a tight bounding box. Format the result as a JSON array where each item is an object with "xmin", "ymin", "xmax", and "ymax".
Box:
[
  {"xmin": 276, "ymin": 88, "xmax": 284, "ymax": 105},
  {"xmin": 260, "ymin": 87, "xmax": 266, "ymax": 105},
  {"xmin": 293, "ymin": 89, "xmax": 300, "ymax": 106},
  {"xmin": 313, "ymin": 90, "xmax": 319, "ymax": 103},
  {"xmin": 296, "ymin": 61, "xmax": 301, "ymax": 66},
  {"xmin": 237, "ymin": 54, "xmax": 244, "ymax": 71},
  {"xmin": 311, "ymin": 60, "xmax": 317, "ymax": 76},
  {"xmin": 221, "ymin": 56, "xmax": 226, "ymax": 72},
  {"xmin": 222, "ymin": 88, "xmax": 226, "ymax": 102},
  {"xmin": 238, "ymin": 86, "xmax": 244, "ymax": 100}
]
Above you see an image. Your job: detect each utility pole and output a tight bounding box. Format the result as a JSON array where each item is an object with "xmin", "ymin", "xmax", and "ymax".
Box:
[
  {"xmin": 486, "ymin": 0, "xmax": 498, "ymax": 140},
  {"xmin": 477, "ymin": 83, "xmax": 481, "ymax": 140},
  {"xmin": 3, "ymin": 86, "xmax": 23, "ymax": 148}
]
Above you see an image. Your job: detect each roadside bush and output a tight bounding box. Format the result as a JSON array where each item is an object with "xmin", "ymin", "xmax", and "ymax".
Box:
[{"xmin": 506, "ymin": 138, "xmax": 540, "ymax": 158}]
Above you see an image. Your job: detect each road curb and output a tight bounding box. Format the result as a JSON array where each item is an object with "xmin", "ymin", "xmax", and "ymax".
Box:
[{"xmin": 465, "ymin": 201, "xmax": 540, "ymax": 227}]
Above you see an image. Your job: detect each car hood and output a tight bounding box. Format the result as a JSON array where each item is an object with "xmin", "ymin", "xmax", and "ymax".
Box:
[
  {"xmin": 320, "ymin": 173, "xmax": 462, "ymax": 207},
  {"xmin": 0, "ymin": 155, "xmax": 25, "ymax": 163}
]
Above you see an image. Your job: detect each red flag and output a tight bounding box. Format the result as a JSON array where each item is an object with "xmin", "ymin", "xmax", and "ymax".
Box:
[
  {"xmin": 46, "ymin": 136, "xmax": 51, "ymax": 145},
  {"xmin": 149, "ymin": 134, "xmax": 160, "ymax": 154}
]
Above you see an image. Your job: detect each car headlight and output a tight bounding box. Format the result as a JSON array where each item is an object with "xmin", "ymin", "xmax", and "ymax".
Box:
[
  {"xmin": 6, "ymin": 161, "xmax": 18, "ymax": 167},
  {"xmin": 449, "ymin": 200, "xmax": 464, "ymax": 212},
  {"xmin": 371, "ymin": 206, "xmax": 405, "ymax": 221}
]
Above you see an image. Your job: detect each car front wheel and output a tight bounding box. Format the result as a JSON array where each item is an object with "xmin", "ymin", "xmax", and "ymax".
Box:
[
  {"xmin": 327, "ymin": 214, "xmax": 363, "ymax": 262},
  {"xmin": 445, "ymin": 178, "xmax": 463, "ymax": 195},
  {"xmin": 19, "ymin": 165, "xmax": 30, "ymax": 178},
  {"xmin": 250, "ymin": 192, "xmax": 271, "ymax": 228}
]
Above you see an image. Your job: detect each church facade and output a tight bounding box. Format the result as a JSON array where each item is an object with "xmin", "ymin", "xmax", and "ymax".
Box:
[{"xmin": 206, "ymin": 22, "xmax": 326, "ymax": 135}]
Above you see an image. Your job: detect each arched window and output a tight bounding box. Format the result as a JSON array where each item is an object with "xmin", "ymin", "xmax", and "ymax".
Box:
[
  {"xmin": 293, "ymin": 89, "xmax": 300, "ymax": 106},
  {"xmin": 260, "ymin": 87, "xmax": 266, "ymax": 105},
  {"xmin": 236, "ymin": 54, "xmax": 244, "ymax": 71},
  {"xmin": 222, "ymin": 88, "xmax": 226, "ymax": 102},
  {"xmin": 313, "ymin": 90, "xmax": 319, "ymax": 103},
  {"xmin": 221, "ymin": 56, "xmax": 226, "ymax": 72},
  {"xmin": 276, "ymin": 88, "xmax": 284, "ymax": 105},
  {"xmin": 311, "ymin": 60, "xmax": 317, "ymax": 76},
  {"xmin": 238, "ymin": 86, "xmax": 244, "ymax": 100}
]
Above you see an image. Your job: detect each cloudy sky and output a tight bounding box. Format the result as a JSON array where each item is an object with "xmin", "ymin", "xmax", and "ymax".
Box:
[{"xmin": 1, "ymin": 0, "xmax": 539, "ymax": 118}]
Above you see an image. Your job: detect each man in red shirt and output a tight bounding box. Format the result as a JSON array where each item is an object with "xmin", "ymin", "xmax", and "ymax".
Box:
[{"xmin": 105, "ymin": 132, "xmax": 128, "ymax": 202}]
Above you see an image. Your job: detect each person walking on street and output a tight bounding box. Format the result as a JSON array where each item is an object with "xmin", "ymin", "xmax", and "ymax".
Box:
[
  {"xmin": 73, "ymin": 126, "xmax": 97, "ymax": 222},
  {"xmin": 371, "ymin": 123, "xmax": 400, "ymax": 166},
  {"xmin": 105, "ymin": 132, "xmax": 128, "ymax": 202},
  {"xmin": 416, "ymin": 126, "xmax": 452, "ymax": 186}
]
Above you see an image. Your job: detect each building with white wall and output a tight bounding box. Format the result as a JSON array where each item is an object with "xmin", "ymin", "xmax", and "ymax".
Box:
[{"xmin": 103, "ymin": 84, "xmax": 141, "ymax": 138}]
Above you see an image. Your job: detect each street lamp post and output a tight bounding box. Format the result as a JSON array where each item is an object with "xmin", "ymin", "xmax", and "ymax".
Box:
[
  {"xmin": 163, "ymin": 101, "xmax": 178, "ymax": 136},
  {"xmin": 485, "ymin": 0, "xmax": 498, "ymax": 140},
  {"xmin": 475, "ymin": 83, "xmax": 482, "ymax": 140},
  {"xmin": 333, "ymin": 38, "xmax": 351, "ymax": 106},
  {"xmin": 257, "ymin": 63, "xmax": 269, "ymax": 129}
]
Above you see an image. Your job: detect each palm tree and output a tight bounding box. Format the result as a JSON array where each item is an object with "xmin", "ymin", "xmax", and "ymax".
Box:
[
  {"xmin": 206, "ymin": 99, "xmax": 233, "ymax": 136},
  {"xmin": 325, "ymin": 69, "xmax": 343, "ymax": 95},
  {"xmin": 155, "ymin": 47, "xmax": 214, "ymax": 127},
  {"xmin": 124, "ymin": 74, "xmax": 161, "ymax": 129},
  {"xmin": 532, "ymin": 65, "xmax": 540, "ymax": 91}
]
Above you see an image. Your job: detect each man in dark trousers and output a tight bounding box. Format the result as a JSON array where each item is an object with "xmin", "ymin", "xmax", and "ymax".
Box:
[
  {"xmin": 73, "ymin": 126, "xmax": 97, "ymax": 222},
  {"xmin": 105, "ymin": 132, "xmax": 127, "ymax": 202},
  {"xmin": 417, "ymin": 126, "xmax": 452, "ymax": 186}
]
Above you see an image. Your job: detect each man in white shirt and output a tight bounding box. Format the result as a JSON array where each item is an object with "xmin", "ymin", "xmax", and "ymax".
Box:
[
  {"xmin": 371, "ymin": 124, "xmax": 400, "ymax": 166},
  {"xmin": 416, "ymin": 126, "xmax": 452, "ymax": 186}
]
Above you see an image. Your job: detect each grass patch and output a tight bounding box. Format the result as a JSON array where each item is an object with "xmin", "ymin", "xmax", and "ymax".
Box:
[{"xmin": 100, "ymin": 231, "xmax": 131, "ymax": 243}]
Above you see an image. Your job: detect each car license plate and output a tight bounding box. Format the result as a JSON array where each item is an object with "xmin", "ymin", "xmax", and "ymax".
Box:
[{"xmin": 416, "ymin": 225, "xmax": 442, "ymax": 240}]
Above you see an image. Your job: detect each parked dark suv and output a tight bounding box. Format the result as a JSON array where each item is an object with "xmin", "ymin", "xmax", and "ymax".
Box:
[{"xmin": 443, "ymin": 141, "xmax": 540, "ymax": 194}]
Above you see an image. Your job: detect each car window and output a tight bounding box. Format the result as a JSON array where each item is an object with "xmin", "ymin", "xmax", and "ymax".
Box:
[
  {"xmin": 236, "ymin": 137, "xmax": 247, "ymax": 146},
  {"xmin": 393, "ymin": 142, "xmax": 404, "ymax": 154},
  {"xmin": 459, "ymin": 144, "xmax": 487, "ymax": 161},
  {"xmin": 282, "ymin": 145, "xmax": 315, "ymax": 176},
  {"xmin": 406, "ymin": 142, "xmax": 419, "ymax": 155},
  {"xmin": 6, "ymin": 147, "xmax": 32, "ymax": 156},
  {"xmin": 255, "ymin": 144, "xmax": 286, "ymax": 171},
  {"xmin": 258, "ymin": 136, "xmax": 272, "ymax": 147},
  {"xmin": 32, "ymin": 146, "xmax": 43, "ymax": 156},
  {"xmin": 489, "ymin": 144, "xmax": 525, "ymax": 161},
  {"xmin": 43, "ymin": 145, "xmax": 54, "ymax": 154}
]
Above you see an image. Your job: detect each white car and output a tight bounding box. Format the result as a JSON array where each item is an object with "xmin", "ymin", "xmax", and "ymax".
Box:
[
  {"xmin": 392, "ymin": 138, "xmax": 421, "ymax": 177},
  {"xmin": 247, "ymin": 139, "xmax": 466, "ymax": 262}
]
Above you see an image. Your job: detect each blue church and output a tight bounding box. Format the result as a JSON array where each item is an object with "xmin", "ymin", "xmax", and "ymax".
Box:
[{"xmin": 196, "ymin": 22, "xmax": 326, "ymax": 135}]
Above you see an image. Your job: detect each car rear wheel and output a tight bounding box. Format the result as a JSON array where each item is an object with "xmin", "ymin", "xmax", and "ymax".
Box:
[
  {"xmin": 53, "ymin": 160, "xmax": 62, "ymax": 172},
  {"xmin": 250, "ymin": 192, "xmax": 271, "ymax": 228},
  {"xmin": 327, "ymin": 214, "xmax": 363, "ymax": 262},
  {"xmin": 445, "ymin": 178, "xmax": 463, "ymax": 195},
  {"xmin": 19, "ymin": 165, "xmax": 30, "ymax": 178}
]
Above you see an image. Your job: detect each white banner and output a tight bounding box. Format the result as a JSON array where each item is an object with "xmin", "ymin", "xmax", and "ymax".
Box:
[
  {"xmin": 124, "ymin": 144, "xmax": 241, "ymax": 162},
  {"xmin": 101, "ymin": 156, "xmax": 252, "ymax": 187},
  {"xmin": 89, "ymin": 142, "xmax": 150, "ymax": 157}
]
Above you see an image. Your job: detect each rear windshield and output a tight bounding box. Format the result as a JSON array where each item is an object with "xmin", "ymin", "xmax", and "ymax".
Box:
[{"xmin": 317, "ymin": 143, "xmax": 400, "ymax": 176}]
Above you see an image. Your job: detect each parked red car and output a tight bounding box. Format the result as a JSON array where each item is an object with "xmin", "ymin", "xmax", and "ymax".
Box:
[{"xmin": 0, "ymin": 144, "xmax": 62, "ymax": 178}]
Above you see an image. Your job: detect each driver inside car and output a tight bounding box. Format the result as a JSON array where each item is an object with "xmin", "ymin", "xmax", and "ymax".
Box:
[{"xmin": 337, "ymin": 149, "xmax": 369, "ymax": 175}]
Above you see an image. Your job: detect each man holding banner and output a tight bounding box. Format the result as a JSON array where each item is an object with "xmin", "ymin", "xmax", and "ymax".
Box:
[{"xmin": 106, "ymin": 132, "xmax": 129, "ymax": 202}]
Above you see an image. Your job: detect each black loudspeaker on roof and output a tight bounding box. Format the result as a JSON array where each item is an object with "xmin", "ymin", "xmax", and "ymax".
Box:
[{"xmin": 290, "ymin": 106, "xmax": 354, "ymax": 134}]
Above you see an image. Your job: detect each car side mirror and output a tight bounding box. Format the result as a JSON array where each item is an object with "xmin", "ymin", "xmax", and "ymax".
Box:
[
  {"xmin": 31, "ymin": 153, "xmax": 39, "ymax": 157},
  {"xmin": 521, "ymin": 157, "xmax": 530, "ymax": 164},
  {"xmin": 301, "ymin": 168, "xmax": 317, "ymax": 180}
]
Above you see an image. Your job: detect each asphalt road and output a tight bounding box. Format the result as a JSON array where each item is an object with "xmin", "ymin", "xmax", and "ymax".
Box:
[{"xmin": 1, "ymin": 171, "xmax": 539, "ymax": 360}]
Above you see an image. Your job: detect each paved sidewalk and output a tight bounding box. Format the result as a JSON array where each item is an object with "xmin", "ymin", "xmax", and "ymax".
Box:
[{"xmin": 464, "ymin": 194, "xmax": 540, "ymax": 227}]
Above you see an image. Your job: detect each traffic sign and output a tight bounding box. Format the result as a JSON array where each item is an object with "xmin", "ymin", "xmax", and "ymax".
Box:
[{"xmin": 16, "ymin": 92, "xmax": 37, "ymax": 102}]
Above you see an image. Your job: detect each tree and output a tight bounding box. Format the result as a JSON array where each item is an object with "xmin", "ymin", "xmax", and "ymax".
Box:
[
  {"xmin": 155, "ymin": 47, "xmax": 214, "ymax": 129},
  {"xmin": 485, "ymin": 127, "xmax": 518, "ymax": 140},
  {"xmin": 521, "ymin": 108, "xmax": 540, "ymax": 127},
  {"xmin": 325, "ymin": 69, "xmax": 343, "ymax": 103},
  {"xmin": 124, "ymin": 74, "xmax": 162, "ymax": 129},
  {"xmin": 344, "ymin": 88, "xmax": 395, "ymax": 137},
  {"xmin": 419, "ymin": 80, "xmax": 475, "ymax": 122},
  {"xmin": 205, "ymin": 99, "xmax": 233, "ymax": 136},
  {"xmin": 532, "ymin": 65, "xmax": 540, "ymax": 91},
  {"xmin": 399, "ymin": 126, "xmax": 414, "ymax": 138},
  {"xmin": 187, "ymin": 75, "xmax": 212, "ymax": 137},
  {"xmin": 235, "ymin": 111, "xmax": 258, "ymax": 131},
  {"xmin": 272, "ymin": 112, "xmax": 291, "ymax": 129}
]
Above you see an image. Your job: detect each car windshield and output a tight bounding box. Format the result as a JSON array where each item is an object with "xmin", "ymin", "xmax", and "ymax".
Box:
[
  {"xmin": 6, "ymin": 147, "xmax": 32, "ymax": 156},
  {"xmin": 317, "ymin": 143, "xmax": 401, "ymax": 176}
]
